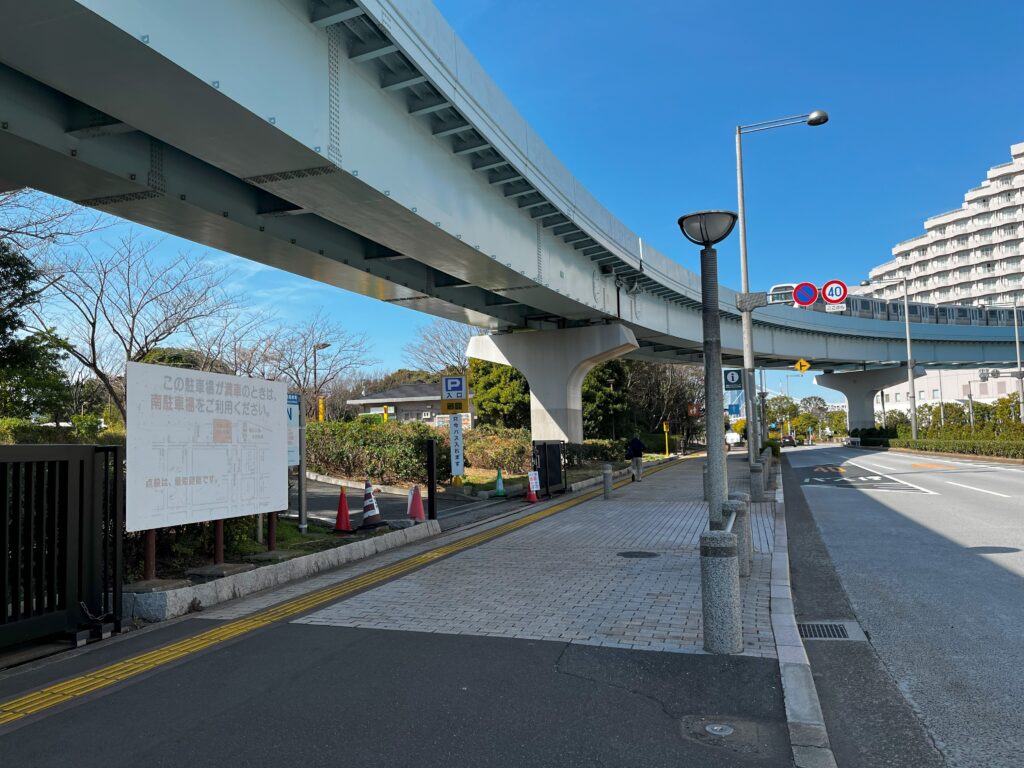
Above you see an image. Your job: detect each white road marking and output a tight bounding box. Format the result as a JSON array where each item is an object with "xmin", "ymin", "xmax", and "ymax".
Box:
[
  {"xmin": 863, "ymin": 462, "xmax": 898, "ymax": 471},
  {"xmin": 844, "ymin": 460, "xmax": 939, "ymax": 495},
  {"xmin": 946, "ymin": 481, "xmax": 1012, "ymax": 499}
]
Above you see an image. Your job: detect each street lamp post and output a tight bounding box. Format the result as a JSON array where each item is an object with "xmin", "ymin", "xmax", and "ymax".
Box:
[
  {"xmin": 1015, "ymin": 302, "xmax": 1024, "ymax": 424},
  {"xmin": 784, "ymin": 373, "xmax": 801, "ymax": 435},
  {"xmin": 736, "ymin": 110, "xmax": 828, "ymax": 466},
  {"xmin": 678, "ymin": 210, "xmax": 738, "ymax": 528},
  {"xmin": 862, "ymin": 276, "xmax": 918, "ymax": 439},
  {"xmin": 312, "ymin": 342, "xmax": 331, "ymax": 422}
]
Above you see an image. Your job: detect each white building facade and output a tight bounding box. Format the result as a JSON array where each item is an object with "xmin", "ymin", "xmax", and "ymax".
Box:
[
  {"xmin": 874, "ymin": 368, "xmax": 1016, "ymax": 415},
  {"xmin": 861, "ymin": 141, "xmax": 1024, "ymax": 307},
  {"xmin": 858, "ymin": 141, "xmax": 1024, "ymax": 416}
]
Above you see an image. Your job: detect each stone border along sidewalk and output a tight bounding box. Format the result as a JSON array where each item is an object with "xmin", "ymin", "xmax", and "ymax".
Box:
[
  {"xmin": 120, "ymin": 521, "xmax": 442, "ymax": 623},
  {"xmin": 770, "ymin": 464, "xmax": 839, "ymax": 768}
]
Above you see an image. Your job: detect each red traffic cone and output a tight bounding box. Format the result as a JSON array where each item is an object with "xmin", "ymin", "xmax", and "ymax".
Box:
[
  {"xmin": 360, "ymin": 479, "xmax": 385, "ymax": 528},
  {"xmin": 407, "ymin": 485, "xmax": 425, "ymax": 523},
  {"xmin": 333, "ymin": 487, "xmax": 355, "ymax": 534},
  {"xmin": 525, "ymin": 485, "xmax": 539, "ymax": 504}
]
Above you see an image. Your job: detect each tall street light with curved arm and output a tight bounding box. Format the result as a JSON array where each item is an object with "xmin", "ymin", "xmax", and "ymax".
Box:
[
  {"xmin": 736, "ymin": 110, "xmax": 829, "ymax": 464},
  {"xmin": 861, "ymin": 276, "xmax": 919, "ymax": 438}
]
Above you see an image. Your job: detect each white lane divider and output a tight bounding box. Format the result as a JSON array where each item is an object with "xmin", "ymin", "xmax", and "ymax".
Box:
[
  {"xmin": 946, "ymin": 481, "xmax": 1012, "ymax": 498},
  {"xmin": 845, "ymin": 460, "xmax": 939, "ymax": 495}
]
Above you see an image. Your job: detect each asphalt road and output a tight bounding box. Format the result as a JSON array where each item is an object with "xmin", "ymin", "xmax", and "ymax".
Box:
[{"xmin": 785, "ymin": 444, "xmax": 1024, "ymax": 768}]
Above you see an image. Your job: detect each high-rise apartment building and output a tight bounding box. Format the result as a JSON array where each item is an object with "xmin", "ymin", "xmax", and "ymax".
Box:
[{"xmin": 860, "ymin": 141, "xmax": 1024, "ymax": 306}]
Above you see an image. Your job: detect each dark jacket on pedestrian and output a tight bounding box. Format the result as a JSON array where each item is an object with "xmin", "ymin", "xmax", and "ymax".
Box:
[{"xmin": 626, "ymin": 437, "xmax": 645, "ymax": 459}]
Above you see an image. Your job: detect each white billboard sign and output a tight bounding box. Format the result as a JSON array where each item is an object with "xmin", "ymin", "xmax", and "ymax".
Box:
[
  {"xmin": 126, "ymin": 362, "xmax": 288, "ymax": 532},
  {"xmin": 449, "ymin": 413, "xmax": 465, "ymax": 477}
]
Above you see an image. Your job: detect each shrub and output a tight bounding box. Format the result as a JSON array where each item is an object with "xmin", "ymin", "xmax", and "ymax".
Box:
[
  {"xmin": 763, "ymin": 439, "xmax": 781, "ymax": 457},
  {"xmin": 71, "ymin": 414, "xmax": 103, "ymax": 441},
  {"xmin": 464, "ymin": 425, "xmax": 531, "ymax": 474},
  {"xmin": 889, "ymin": 439, "xmax": 1024, "ymax": 459},
  {"xmin": 564, "ymin": 440, "xmax": 613, "ymax": 467},
  {"xmin": 305, "ymin": 419, "xmax": 451, "ymax": 484},
  {"xmin": 0, "ymin": 418, "xmax": 75, "ymax": 444}
]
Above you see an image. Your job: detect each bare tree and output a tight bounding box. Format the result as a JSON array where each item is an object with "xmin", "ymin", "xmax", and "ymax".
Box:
[
  {"xmin": 31, "ymin": 233, "xmax": 237, "ymax": 419},
  {"xmin": 625, "ymin": 361, "xmax": 705, "ymax": 435},
  {"xmin": 402, "ymin": 318, "xmax": 476, "ymax": 375},
  {"xmin": 188, "ymin": 312, "xmax": 284, "ymax": 379},
  {"xmin": 271, "ymin": 310, "xmax": 375, "ymax": 416},
  {"xmin": 0, "ymin": 189, "xmax": 105, "ymax": 250}
]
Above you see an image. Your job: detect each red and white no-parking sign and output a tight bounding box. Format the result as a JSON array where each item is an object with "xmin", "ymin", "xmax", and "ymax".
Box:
[
  {"xmin": 792, "ymin": 282, "xmax": 818, "ymax": 307},
  {"xmin": 821, "ymin": 279, "xmax": 848, "ymax": 304}
]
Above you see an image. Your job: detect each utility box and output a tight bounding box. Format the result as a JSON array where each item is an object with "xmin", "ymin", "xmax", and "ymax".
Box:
[{"xmin": 532, "ymin": 441, "xmax": 566, "ymax": 496}]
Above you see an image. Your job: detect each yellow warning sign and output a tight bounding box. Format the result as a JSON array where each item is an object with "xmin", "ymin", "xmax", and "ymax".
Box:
[{"xmin": 794, "ymin": 358, "xmax": 811, "ymax": 373}]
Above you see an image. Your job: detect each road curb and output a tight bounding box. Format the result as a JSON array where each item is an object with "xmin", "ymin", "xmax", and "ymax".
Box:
[
  {"xmin": 120, "ymin": 522, "xmax": 442, "ymax": 622},
  {"xmin": 770, "ymin": 465, "xmax": 838, "ymax": 768}
]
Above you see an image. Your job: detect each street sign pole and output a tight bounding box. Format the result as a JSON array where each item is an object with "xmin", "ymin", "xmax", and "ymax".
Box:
[{"xmin": 298, "ymin": 406, "xmax": 307, "ymax": 534}]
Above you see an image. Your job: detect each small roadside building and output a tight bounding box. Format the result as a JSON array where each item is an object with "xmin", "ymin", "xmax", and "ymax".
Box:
[{"xmin": 347, "ymin": 383, "xmax": 474, "ymax": 428}]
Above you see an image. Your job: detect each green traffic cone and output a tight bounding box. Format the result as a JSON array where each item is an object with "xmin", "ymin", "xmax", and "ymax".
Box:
[{"xmin": 494, "ymin": 468, "xmax": 506, "ymax": 497}]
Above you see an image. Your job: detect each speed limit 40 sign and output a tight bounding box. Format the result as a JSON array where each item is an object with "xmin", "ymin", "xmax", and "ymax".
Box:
[{"xmin": 821, "ymin": 279, "xmax": 848, "ymax": 304}]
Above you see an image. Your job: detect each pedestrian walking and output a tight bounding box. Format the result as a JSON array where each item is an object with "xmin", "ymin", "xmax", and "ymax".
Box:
[{"xmin": 627, "ymin": 434, "xmax": 645, "ymax": 482}]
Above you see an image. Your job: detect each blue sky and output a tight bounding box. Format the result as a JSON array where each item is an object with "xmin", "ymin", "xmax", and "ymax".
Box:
[{"xmin": 85, "ymin": 0, "xmax": 1024, "ymax": 402}]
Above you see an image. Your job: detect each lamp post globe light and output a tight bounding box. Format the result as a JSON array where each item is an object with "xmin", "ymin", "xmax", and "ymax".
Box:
[
  {"xmin": 678, "ymin": 210, "xmax": 738, "ymax": 529},
  {"xmin": 861, "ymin": 277, "xmax": 919, "ymax": 438},
  {"xmin": 735, "ymin": 110, "xmax": 829, "ymax": 473}
]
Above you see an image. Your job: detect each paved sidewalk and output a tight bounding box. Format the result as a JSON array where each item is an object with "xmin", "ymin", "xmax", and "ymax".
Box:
[
  {"xmin": 1, "ymin": 453, "xmax": 792, "ymax": 768},
  {"xmin": 295, "ymin": 454, "xmax": 777, "ymax": 656}
]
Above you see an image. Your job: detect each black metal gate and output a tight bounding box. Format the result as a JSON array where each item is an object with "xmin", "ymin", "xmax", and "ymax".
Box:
[
  {"xmin": 532, "ymin": 441, "xmax": 566, "ymax": 496},
  {"xmin": 1, "ymin": 445, "xmax": 123, "ymax": 650}
]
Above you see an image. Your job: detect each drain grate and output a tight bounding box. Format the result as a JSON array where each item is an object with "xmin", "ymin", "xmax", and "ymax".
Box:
[
  {"xmin": 617, "ymin": 551, "xmax": 660, "ymax": 559},
  {"xmin": 798, "ymin": 622, "xmax": 850, "ymax": 640}
]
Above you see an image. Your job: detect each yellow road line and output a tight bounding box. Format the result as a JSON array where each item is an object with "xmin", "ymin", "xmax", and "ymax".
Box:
[{"xmin": 0, "ymin": 457, "xmax": 691, "ymax": 726}]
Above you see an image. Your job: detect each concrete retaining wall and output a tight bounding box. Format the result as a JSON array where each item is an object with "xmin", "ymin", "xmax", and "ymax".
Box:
[{"xmin": 122, "ymin": 521, "xmax": 442, "ymax": 623}]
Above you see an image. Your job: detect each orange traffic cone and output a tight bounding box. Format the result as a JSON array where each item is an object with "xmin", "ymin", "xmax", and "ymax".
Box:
[
  {"xmin": 525, "ymin": 484, "xmax": 539, "ymax": 504},
  {"xmin": 333, "ymin": 487, "xmax": 355, "ymax": 534},
  {"xmin": 360, "ymin": 479, "xmax": 385, "ymax": 528},
  {"xmin": 407, "ymin": 485, "xmax": 425, "ymax": 523}
]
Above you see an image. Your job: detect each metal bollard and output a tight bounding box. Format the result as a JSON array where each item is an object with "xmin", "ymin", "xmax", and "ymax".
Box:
[
  {"xmin": 602, "ymin": 464, "xmax": 613, "ymax": 500},
  {"xmin": 700, "ymin": 530, "xmax": 743, "ymax": 654},
  {"xmin": 723, "ymin": 499, "xmax": 752, "ymax": 577},
  {"xmin": 749, "ymin": 464, "xmax": 765, "ymax": 502}
]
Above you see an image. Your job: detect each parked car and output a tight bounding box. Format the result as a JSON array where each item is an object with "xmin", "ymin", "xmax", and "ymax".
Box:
[{"xmin": 780, "ymin": 435, "xmax": 796, "ymax": 447}]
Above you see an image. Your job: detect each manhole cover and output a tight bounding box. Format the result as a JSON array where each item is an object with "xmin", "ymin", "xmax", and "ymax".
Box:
[
  {"xmin": 617, "ymin": 551, "xmax": 659, "ymax": 559},
  {"xmin": 705, "ymin": 723, "xmax": 734, "ymax": 736}
]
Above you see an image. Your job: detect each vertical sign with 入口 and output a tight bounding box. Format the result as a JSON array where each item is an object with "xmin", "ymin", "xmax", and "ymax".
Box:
[
  {"xmin": 287, "ymin": 393, "xmax": 300, "ymax": 466},
  {"xmin": 125, "ymin": 362, "xmax": 287, "ymax": 532},
  {"xmin": 449, "ymin": 412, "xmax": 465, "ymax": 478},
  {"xmin": 441, "ymin": 375, "xmax": 467, "ymax": 414}
]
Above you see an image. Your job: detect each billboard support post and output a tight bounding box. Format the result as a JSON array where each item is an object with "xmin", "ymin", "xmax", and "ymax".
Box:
[
  {"xmin": 144, "ymin": 530, "xmax": 156, "ymax": 581},
  {"xmin": 214, "ymin": 520, "xmax": 224, "ymax": 565}
]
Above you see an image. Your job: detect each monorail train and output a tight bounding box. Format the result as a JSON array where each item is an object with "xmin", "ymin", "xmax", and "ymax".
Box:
[{"xmin": 766, "ymin": 283, "xmax": 1022, "ymax": 326}]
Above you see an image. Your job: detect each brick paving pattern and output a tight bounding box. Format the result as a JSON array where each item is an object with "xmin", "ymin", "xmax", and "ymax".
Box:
[{"xmin": 295, "ymin": 455, "xmax": 778, "ymax": 657}]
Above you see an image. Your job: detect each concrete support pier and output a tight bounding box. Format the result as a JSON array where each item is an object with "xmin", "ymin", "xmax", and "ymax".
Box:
[
  {"xmin": 467, "ymin": 325, "xmax": 638, "ymax": 442},
  {"xmin": 816, "ymin": 364, "xmax": 925, "ymax": 431}
]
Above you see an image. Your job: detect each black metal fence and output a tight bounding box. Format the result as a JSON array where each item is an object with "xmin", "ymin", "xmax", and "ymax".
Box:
[{"xmin": 1, "ymin": 445, "xmax": 123, "ymax": 650}]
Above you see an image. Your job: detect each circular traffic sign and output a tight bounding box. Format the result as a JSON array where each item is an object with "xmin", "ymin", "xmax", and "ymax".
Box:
[
  {"xmin": 792, "ymin": 282, "xmax": 818, "ymax": 307},
  {"xmin": 821, "ymin": 279, "xmax": 848, "ymax": 304}
]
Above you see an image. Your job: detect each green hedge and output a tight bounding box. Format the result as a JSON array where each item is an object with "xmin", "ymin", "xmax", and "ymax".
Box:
[
  {"xmin": 305, "ymin": 420, "xmax": 451, "ymax": 484},
  {"xmin": 464, "ymin": 425, "xmax": 532, "ymax": 474},
  {"xmin": 0, "ymin": 417, "xmax": 124, "ymax": 445},
  {"xmin": 889, "ymin": 439, "xmax": 1024, "ymax": 459}
]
